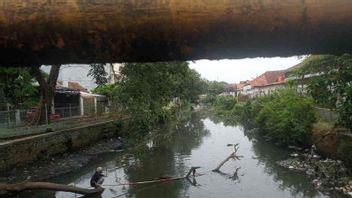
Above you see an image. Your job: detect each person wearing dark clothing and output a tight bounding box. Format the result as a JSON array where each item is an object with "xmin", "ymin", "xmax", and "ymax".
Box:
[{"xmin": 90, "ymin": 167, "xmax": 105, "ymax": 188}]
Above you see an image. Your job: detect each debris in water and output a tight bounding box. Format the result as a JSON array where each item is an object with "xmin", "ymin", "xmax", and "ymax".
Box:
[
  {"xmin": 290, "ymin": 153, "xmax": 299, "ymax": 157},
  {"xmin": 288, "ymin": 145, "xmax": 302, "ymax": 151},
  {"xmin": 277, "ymin": 147, "xmax": 351, "ymax": 194}
]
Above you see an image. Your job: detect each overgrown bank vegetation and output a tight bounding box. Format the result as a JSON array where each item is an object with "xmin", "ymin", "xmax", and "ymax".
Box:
[
  {"xmin": 293, "ymin": 54, "xmax": 352, "ymax": 130},
  {"xmin": 208, "ymin": 89, "xmax": 316, "ymax": 146},
  {"xmin": 204, "ymin": 54, "xmax": 352, "ymax": 165}
]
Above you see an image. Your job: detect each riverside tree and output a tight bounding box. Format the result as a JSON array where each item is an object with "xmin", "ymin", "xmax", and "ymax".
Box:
[
  {"xmin": 296, "ymin": 54, "xmax": 352, "ymax": 129},
  {"xmin": 92, "ymin": 61, "xmax": 206, "ymax": 138},
  {"xmin": 88, "ymin": 63, "xmax": 108, "ymax": 86},
  {"xmin": 0, "ymin": 68, "xmax": 38, "ymax": 107},
  {"xmin": 30, "ymin": 65, "xmax": 61, "ymax": 125}
]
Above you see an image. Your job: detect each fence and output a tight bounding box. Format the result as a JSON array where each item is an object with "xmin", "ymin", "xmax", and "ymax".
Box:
[
  {"xmin": 315, "ymin": 107, "xmax": 338, "ymax": 124},
  {"xmin": 55, "ymin": 105, "xmax": 81, "ymax": 118},
  {"xmin": 0, "ymin": 102, "xmax": 110, "ymax": 129},
  {"xmin": 0, "ymin": 108, "xmax": 30, "ymax": 128}
]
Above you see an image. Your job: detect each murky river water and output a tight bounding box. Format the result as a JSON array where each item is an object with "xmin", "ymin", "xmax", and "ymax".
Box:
[{"xmin": 21, "ymin": 112, "xmax": 330, "ymax": 198}]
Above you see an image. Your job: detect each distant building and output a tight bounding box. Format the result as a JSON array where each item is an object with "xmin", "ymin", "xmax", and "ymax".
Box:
[
  {"xmin": 250, "ymin": 70, "xmax": 286, "ymax": 97},
  {"xmin": 53, "ymin": 81, "xmax": 107, "ymax": 119},
  {"xmin": 237, "ymin": 80, "xmax": 250, "ymax": 96},
  {"xmin": 284, "ymin": 62, "xmax": 323, "ymax": 93},
  {"xmin": 240, "ymin": 70, "xmax": 285, "ymax": 98},
  {"xmin": 224, "ymin": 83, "xmax": 237, "ymax": 96},
  {"xmin": 42, "ymin": 63, "xmax": 123, "ymax": 91}
]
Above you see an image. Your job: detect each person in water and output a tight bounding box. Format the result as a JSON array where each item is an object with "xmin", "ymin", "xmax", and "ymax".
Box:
[{"xmin": 90, "ymin": 167, "xmax": 105, "ymax": 188}]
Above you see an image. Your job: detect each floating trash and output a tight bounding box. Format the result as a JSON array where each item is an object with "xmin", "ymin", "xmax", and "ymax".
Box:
[
  {"xmin": 288, "ymin": 145, "xmax": 303, "ymax": 151},
  {"xmin": 277, "ymin": 150, "xmax": 350, "ymax": 193},
  {"xmin": 290, "ymin": 153, "xmax": 299, "ymax": 157}
]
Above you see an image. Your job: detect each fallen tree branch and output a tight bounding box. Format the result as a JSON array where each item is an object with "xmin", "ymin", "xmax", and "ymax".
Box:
[
  {"xmin": 0, "ymin": 181, "xmax": 104, "ymax": 195},
  {"xmin": 213, "ymin": 144, "xmax": 243, "ymax": 172},
  {"xmin": 212, "ymin": 152, "xmax": 236, "ymax": 172}
]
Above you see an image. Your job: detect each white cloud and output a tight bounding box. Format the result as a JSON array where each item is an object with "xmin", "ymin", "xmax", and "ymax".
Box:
[{"xmin": 189, "ymin": 56, "xmax": 305, "ymax": 83}]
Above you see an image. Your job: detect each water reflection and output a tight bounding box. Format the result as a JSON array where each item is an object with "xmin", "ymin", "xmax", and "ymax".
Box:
[
  {"xmin": 16, "ymin": 112, "xmax": 330, "ymax": 198},
  {"xmin": 123, "ymin": 112, "xmax": 210, "ymax": 198},
  {"xmin": 208, "ymin": 114, "xmax": 329, "ymax": 198}
]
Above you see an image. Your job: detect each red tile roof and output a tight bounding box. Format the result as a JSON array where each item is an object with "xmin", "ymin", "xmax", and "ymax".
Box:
[
  {"xmin": 236, "ymin": 80, "xmax": 250, "ymax": 91},
  {"xmin": 251, "ymin": 70, "xmax": 285, "ymax": 88}
]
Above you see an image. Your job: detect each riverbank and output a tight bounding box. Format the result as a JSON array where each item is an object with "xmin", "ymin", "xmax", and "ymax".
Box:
[
  {"xmin": 0, "ymin": 120, "xmax": 119, "ymax": 172},
  {"xmin": 0, "ymin": 106, "xmax": 186, "ymax": 187},
  {"xmin": 201, "ymin": 91, "xmax": 352, "ymax": 196},
  {"xmin": 9, "ymin": 112, "xmax": 334, "ymax": 198},
  {"xmin": 0, "ymin": 138, "xmax": 123, "ymax": 184}
]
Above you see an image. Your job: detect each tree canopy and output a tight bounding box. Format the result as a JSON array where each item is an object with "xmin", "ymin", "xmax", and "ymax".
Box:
[
  {"xmin": 205, "ymin": 81, "xmax": 227, "ymax": 96},
  {"xmin": 92, "ymin": 61, "xmax": 206, "ymax": 137},
  {"xmin": 0, "ymin": 68, "xmax": 38, "ymax": 107},
  {"xmin": 88, "ymin": 63, "xmax": 108, "ymax": 86},
  {"xmin": 297, "ymin": 54, "xmax": 352, "ymax": 129}
]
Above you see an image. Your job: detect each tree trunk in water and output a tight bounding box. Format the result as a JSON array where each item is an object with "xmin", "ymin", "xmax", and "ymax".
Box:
[{"xmin": 0, "ymin": 181, "xmax": 103, "ymax": 195}]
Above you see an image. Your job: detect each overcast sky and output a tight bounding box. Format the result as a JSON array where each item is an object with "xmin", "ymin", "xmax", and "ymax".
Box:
[{"xmin": 188, "ymin": 56, "xmax": 305, "ymax": 84}]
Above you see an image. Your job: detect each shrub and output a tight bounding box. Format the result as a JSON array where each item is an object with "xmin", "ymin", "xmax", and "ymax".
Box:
[
  {"xmin": 214, "ymin": 95, "xmax": 237, "ymax": 111},
  {"xmin": 337, "ymin": 139, "xmax": 352, "ymax": 167},
  {"xmin": 255, "ymin": 89, "xmax": 316, "ymax": 146},
  {"xmin": 201, "ymin": 94, "xmax": 216, "ymax": 106}
]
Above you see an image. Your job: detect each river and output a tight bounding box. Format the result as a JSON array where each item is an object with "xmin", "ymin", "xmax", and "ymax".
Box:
[{"xmin": 19, "ymin": 112, "xmax": 331, "ymax": 198}]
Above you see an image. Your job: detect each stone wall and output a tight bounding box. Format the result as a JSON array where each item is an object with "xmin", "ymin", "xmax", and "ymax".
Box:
[{"xmin": 0, "ymin": 120, "xmax": 117, "ymax": 172}]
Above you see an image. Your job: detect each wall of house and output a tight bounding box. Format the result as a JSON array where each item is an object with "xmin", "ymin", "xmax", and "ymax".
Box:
[
  {"xmin": 0, "ymin": 120, "xmax": 117, "ymax": 172},
  {"xmin": 250, "ymin": 84, "xmax": 285, "ymax": 98},
  {"xmin": 261, "ymin": 84, "xmax": 285, "ymax": 95}
]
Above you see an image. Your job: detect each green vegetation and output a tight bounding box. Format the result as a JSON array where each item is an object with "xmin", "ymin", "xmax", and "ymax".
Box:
[
  {"xmin": 206, "ymin": 81, "xmax": 227, "ymax": 96},
  {"xmin": 199, "ymin": 81, "xmax": 228, "ymax": 106},
  {"xmin": 213, "ymin": 95, "xmax": 237, "ymax": 115},
  {"xmin": 93, "ymin": 61, "xmax": 206, "ymax": 140},
  {"xmin": 88, "ymin": 63, "xmax": 108, "ymax": 86},
  {"xmin": 0, "ymin": 68, "xmax": 38, "ymax": 107},
  {"xmin": 209, "ymin": 89, "xmax": 316, "ymax": 146},
  {"xmin": 294, "ymin": 54, "xmax": 352, "ymax": 129},
  {"xmin": 92, "ymin": 83, "xmax": 120, "ymax": 107},
  {"xmin": 254, "ymin": 89, "xmax": 316, "ymax": 145},
  {"xmin": 337, "ymin": 139, "xmax": 352, "ymax": 167}
]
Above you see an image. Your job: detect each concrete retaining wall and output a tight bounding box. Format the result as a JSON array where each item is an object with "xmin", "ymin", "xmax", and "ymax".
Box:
[{"xmin": 0, "ymin": 120, "xmax": 117, "ymax": 172}]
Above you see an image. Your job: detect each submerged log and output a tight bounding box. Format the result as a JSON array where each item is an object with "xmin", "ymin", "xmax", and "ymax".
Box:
[{"xmin": 0, "ymin": 181, "xmax": 104, "ymax": 195}]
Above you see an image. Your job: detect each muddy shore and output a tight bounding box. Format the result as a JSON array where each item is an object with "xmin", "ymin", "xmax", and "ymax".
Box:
[{"xmin": 0, "ymin": 138, "xmax": 123, "ymax": 184}]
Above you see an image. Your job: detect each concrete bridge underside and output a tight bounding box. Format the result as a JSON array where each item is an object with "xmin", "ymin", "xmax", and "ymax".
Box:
[{"xmin": 0, "ymin": 0, "xmax": 352, "ymax": 66}]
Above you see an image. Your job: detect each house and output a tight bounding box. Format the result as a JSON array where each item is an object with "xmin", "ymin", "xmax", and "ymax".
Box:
[
  {"xmin": 247, "ymin": 70, "xmax": 286, "ymax": 98},
  {"xmin": 237, "ymin": 80, "xmax": 251, "ymax": 95},
  {"xmin": 53, "ymin": 81, "xmax": 107, "ymax": 118},
  {"xmin": 284, "ymin": 61, "xmax": 324, "ymax": 93},
  {"xmin": 43, "ymin": 64, "xmax": 123, "ymax": 92},
  {"xmin": 224, "ymin": 83, "xmax": 237, "ymax": 96}
]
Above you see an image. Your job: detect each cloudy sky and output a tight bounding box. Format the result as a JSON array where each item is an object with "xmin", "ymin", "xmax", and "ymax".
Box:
[
  {"xmin": 189, "ymin": 56, "xmax": 305, "ymax": 84},
  {"xmin": 42, "ymin": 56, "xmax": 305, "ymax": 90}
]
